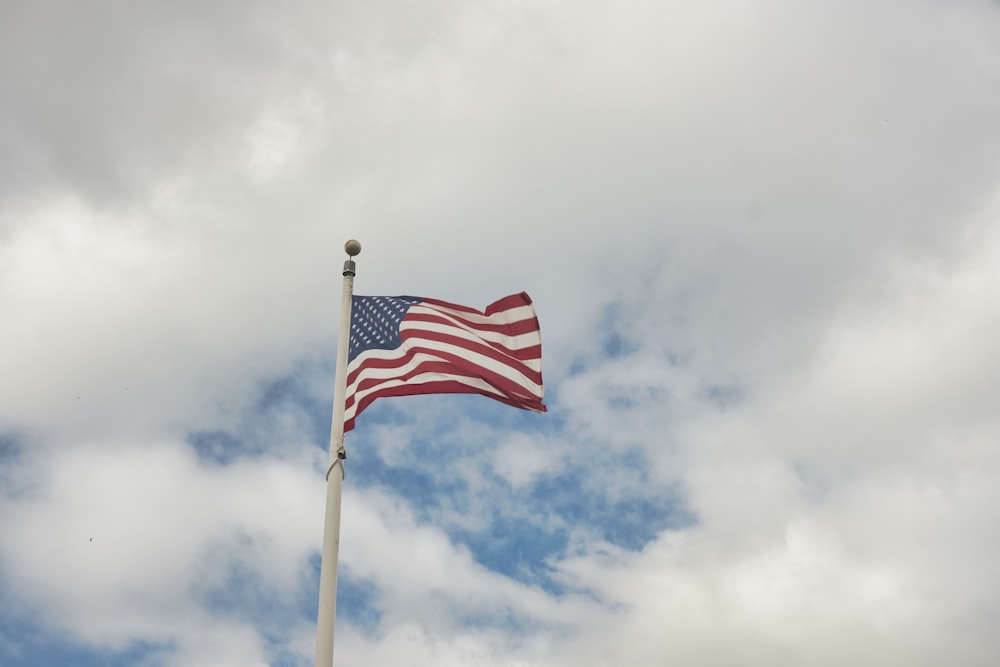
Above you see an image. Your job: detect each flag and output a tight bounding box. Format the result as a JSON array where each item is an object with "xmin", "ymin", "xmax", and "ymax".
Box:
[{"xmin": 344, "ymin": 291, "xmax": 545, "ymax": 431}]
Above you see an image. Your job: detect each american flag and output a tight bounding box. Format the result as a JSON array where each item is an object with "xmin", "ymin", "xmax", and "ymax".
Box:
[{"xmin": 344, "ymin": 291, "xmax": 546, "ymax": 431}]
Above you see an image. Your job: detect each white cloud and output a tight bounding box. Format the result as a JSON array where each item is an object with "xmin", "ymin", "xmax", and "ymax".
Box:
[
  {"xmin": 546, "ymin": 196, "xmax": 1000, "ymax": 666},
  {"xmin": 0, "ymin": 438, "xmax": 324, "ymax": 661},
  {"xmin": 490, "ymin": 432, "xmax": 565, "ymax": 489},
  {"xmin": 3, "ymin": 0, "xmax": 1000, "ymax": 665},
  {"xmin": 340, "ymin": 486, "xmax": 577, "ymax": 631}
]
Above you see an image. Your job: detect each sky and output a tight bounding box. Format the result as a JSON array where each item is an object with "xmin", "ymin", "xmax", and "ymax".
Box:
[{"xmin": 2, "ymin": 0, "xmax": 1000, "ymax": 665}]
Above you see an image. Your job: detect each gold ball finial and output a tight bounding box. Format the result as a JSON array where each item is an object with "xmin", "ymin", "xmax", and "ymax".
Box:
[{"xmin": 344, "ymin": 239, "xmax": 362, "ymax": 256}]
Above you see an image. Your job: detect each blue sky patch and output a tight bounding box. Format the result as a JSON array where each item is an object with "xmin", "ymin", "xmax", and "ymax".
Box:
[
  {"xmin": 349, "ymin": 447, "xmax": 469, "ymax": 521},
  {"xmin": 0, "ymin": 615, "xmax": 172, "ymax": 667},
  {"xmin": 186, "ymin": 359, "xmax": 335, "ymax": 465},
  {"xmin": 302, "ymin": 554, "xmax": 383, "ymax": 635},
  {"xmin": 526, "ymin": 462, "xmax": 685, "ymax": 551},
  {"xmin": 703, "ymin": 384, "xmax": 742, "ymax": 411},
  {"xmin": 187, "ymin": 429, "xmax": 243, "ymax": 465},
  {"xmin": 598, "ymin": 302, "xmax": 639, "ymax": 359},
  {"xmin": 335, "ymin": 573, "xmax": 384, "ymax": 634},
  {"xmin": 0, "ymin": 433, "xmax": 22, "ymax": 497},
  {"xmin": 450, "ymin": 516, "xmax": 568, "ymax": 595}
]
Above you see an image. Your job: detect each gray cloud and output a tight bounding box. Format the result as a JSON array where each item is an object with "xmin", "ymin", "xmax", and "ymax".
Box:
[{"xmin": 2, "ymin": 0, "xmax": 1000, "ymax": 665}]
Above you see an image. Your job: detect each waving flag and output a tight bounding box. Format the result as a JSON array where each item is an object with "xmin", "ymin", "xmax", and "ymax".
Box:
[{"xmin": 344, "ymin": 291, "xmax": 545, "ymax": 431}]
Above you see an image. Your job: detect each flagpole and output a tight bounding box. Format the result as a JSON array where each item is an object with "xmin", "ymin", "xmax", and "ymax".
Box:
[{"xmin": 315, "ymin": 239, "xmax": 361, "ymax": 667}]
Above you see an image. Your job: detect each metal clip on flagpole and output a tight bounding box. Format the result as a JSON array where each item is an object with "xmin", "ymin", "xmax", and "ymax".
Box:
[{"xmin": 315, "ymin": 238, "xmax": 361, "ymax": 667}]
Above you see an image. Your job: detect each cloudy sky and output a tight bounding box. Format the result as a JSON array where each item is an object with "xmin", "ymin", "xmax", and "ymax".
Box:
[{"xmin": 3, "ymin": 1, "xmax": 1000, "ymax": 665}]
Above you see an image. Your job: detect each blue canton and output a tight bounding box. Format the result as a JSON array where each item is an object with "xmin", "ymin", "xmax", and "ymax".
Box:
[{"xmin": 349, "ymin": 296, "xmax": 422, "ymax": 363}]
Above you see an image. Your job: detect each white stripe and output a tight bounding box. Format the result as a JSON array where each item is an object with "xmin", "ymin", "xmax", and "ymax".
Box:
[
  {"xmin": 346, "ymin": 344, "xmax": 542, "ymax": 399},
  {"xmin": 401, "ymin": 317, "xmax": 541, "ymax": 351},
  {"xmin": 408, "ymin": 304, "xmax": 540, "ymax": 347},
  {"xmin": 345, "ymin": 373, "xmax": 511, "ymax": 421},
  {"xmin": 420, "ymin": 302, "xmax": 537, "ymax": 327},
  {"xmin": 347, "ymin": 343, "xmax": 542, "ymax": 378},
  {"xmin": 346, "ymin": 340, "xmax": 541, "ymax": 375}
]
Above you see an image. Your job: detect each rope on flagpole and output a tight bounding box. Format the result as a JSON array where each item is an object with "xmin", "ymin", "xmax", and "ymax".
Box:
[{"xmin": 325, "ymin": 459, "xmax": 344, "ymax": 482}]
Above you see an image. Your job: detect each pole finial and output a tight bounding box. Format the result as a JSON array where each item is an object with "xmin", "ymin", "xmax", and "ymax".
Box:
[{"xmin": 345, "ymin": 239, "xmax": 361, "ymax": 257}]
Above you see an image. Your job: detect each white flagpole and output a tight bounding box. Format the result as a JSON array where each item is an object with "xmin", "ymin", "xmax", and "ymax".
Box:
[{"xmin": 315, "ymin": 239, "xmax": 361, "ymax": 667}]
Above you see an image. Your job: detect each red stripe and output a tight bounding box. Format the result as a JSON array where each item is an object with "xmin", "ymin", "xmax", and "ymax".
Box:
[
  {"xmin": 400, "ymin": 315, "xmax": 530, "ymax": 355},
  {"xmin": 419, "ymin": 292, "xmax": 533, "ymax": 313},
  {"xmin": 417, "ymin": 297, "xmax": 484, "ymax": 314},
  {"xmin": 346, "ymin": 375, "xmax": 545, "ymax": 416},
  {"xmin": 404, "ymin": 311, "xmax": 541, "ymax": 338},
  {"xmin": 484, "ymin": 292, "xmax": 535, "ymax": 314},
  {"xmin": 344, "ymin": 342, "xmax": 541, "ymax": 389},
  {"xmin": 420, "ymin": 292, "xmax": 535, "ymax": 319},
  {"xmin": 400, "ymin": 329, "xmax": 543, "ymax": 378},
  {"xmin": 347, "ymin": 353, "xmax": 540, "ymax": 410},
  {"xmin": 345, "ymin": 324, "xmax": 541, "ymax": 385},
  {"xmin": 345, "ymin": 378, "xmax": 546, "ymax": 432}
]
